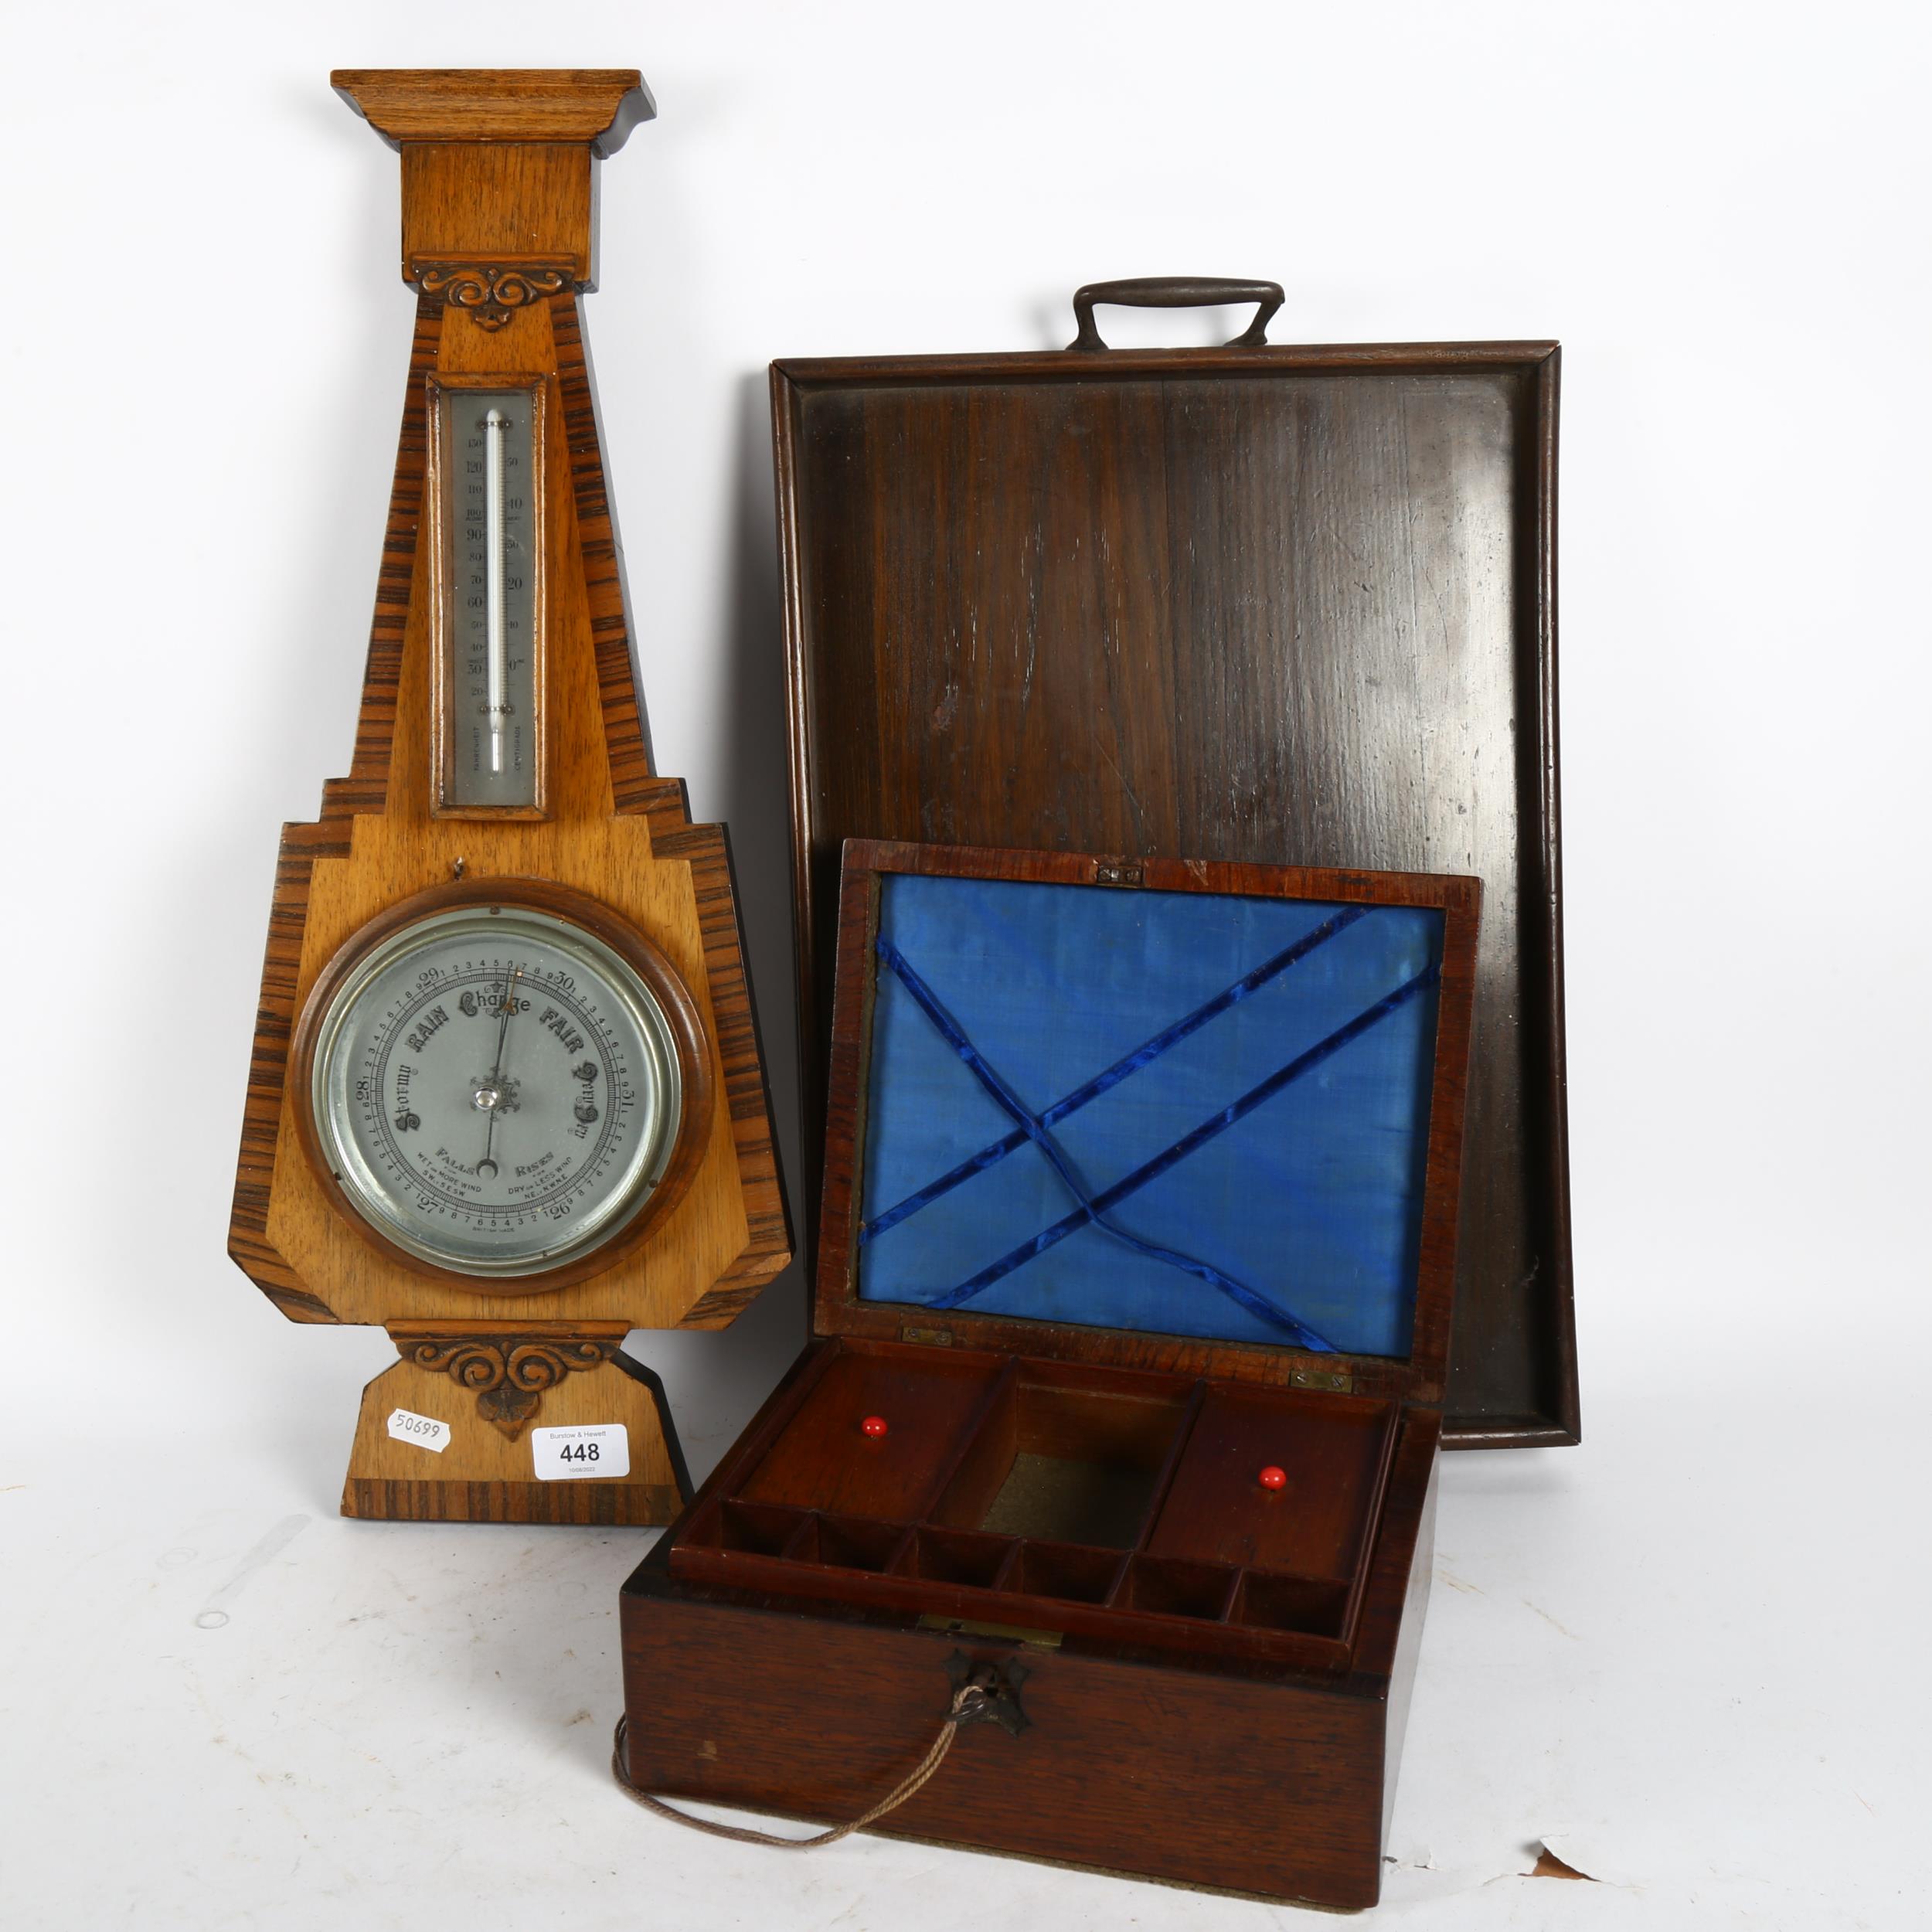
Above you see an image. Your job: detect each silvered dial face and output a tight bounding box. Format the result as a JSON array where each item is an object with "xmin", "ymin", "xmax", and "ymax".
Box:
[{"xmin": 308, "ymin": 903, "xmax": 684, "ymax": 1277}]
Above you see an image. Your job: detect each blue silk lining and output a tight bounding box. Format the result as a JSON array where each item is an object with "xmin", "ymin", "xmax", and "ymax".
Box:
[{"xmin": 857, "ymin": 875, "xmax": 1446, "ymax": 1358}]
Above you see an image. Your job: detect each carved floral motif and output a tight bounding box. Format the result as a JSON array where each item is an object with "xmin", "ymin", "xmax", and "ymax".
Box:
[
  {"xmin": 411, "ymin": 261, "xmax": 576, "ymax": 330},
  {"xmin": 409, "ymin": 1335, "xmax": 617, "ymax": 1437}
]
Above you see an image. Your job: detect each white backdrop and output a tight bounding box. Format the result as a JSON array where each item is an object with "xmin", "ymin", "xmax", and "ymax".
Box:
[{"xmin": 4, "ymin": 5, "xmax": 1928, "ymax": 1928}]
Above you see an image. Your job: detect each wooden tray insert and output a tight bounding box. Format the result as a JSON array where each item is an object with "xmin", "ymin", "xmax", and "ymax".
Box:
[
  {"xmin": 672, "ymin": 1342, "xmax": 1401, "ymax": 1667},
  {"xmin": 734, "ymin": 1347, "xmax": 1004, "ymax": 1520},
  {"xmin": 930, "ymin": 1366, "xmax": 1190, "ymax": 1548},
  {"xmin": 1146, "ymin": 1384, "xmax": 1394, "ymax": 1579}
]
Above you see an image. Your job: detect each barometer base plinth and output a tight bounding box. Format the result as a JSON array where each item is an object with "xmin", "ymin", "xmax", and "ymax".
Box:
[{"xmin": 340, "ymin": 1325, "xmax": 689, "ymax": 1524}]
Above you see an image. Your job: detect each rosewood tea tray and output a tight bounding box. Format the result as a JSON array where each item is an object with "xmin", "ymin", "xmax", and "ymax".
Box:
[{"xmin": 771, "ymin": 277, "xmax": 1573, "ymax": 1445}]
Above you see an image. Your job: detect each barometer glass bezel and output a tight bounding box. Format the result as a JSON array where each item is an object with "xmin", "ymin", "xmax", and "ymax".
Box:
[{"xmin": 292, "ymin": 880, "xmax": 712, "ymax": 1294}]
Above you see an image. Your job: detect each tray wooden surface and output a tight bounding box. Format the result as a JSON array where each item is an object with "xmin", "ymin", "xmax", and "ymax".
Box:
[{"xmin": 772, "ymin": 328, "xmax": 1575, "ymax": 1445}]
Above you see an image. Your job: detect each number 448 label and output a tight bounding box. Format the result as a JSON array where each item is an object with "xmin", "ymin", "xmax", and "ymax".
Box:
[{"xmin": 531, "ymin": 1423, "xmax": 630, "ymax": 1481}]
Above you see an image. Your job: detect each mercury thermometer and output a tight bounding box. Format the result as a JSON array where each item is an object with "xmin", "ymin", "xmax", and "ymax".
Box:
[{"xmin": 434, "ymin": 379, "xmax": 544, "ymax": 811}]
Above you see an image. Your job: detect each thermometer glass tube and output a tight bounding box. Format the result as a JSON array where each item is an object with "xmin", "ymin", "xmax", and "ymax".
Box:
[{"xmin": 436, "ymin": 383, "xmax": 543, "ymax": 811}]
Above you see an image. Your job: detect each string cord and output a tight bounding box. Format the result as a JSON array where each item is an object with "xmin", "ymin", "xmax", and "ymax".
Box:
[{"xmin": 611, "ymin": 1684, "xmax": 986, "ymax": 1850}]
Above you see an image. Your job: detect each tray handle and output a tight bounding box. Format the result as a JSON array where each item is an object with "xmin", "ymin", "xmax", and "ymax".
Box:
[{"xmin": 1067, "ymin": 277, "xmax": 1284, "ymax": 351}]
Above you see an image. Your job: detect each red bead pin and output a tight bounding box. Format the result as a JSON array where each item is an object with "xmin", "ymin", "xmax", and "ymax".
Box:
[
  {"xmin": 1258, "ymin": 1464, "xmax": 1287, "ymax": 1491},
  {"xmin": 861, "ymin": 1415, "xmax": 889, "ymax": 1440}
]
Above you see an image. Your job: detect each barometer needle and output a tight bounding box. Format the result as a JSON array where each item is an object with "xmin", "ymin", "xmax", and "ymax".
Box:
[
  {"xmin": 490, "ymin": 962, "xmax": 522, "ymax": 1071},
  {"xmin": 481, "ymin": 964, "xmax": 523, "ymax": 1172}
]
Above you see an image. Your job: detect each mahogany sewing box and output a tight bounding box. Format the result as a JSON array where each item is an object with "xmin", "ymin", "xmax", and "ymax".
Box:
[{"xmin": 621, "ymin": 838, "xmax": 1480, "ymax": 1907}]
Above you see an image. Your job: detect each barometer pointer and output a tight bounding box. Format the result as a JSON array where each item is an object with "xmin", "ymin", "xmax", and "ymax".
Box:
[{"xmin": 477, "ymin": 964, "xmax": 523, "ymax": 1179}]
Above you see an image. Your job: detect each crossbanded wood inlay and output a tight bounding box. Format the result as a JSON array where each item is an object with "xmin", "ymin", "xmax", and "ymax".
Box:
[
  {"xmin": 332, "ymin": 300, "xmax": 440, "ymax": 814},
  {"xmin": 662, "ymin": 821, "xmax": 793, "ymax": 1325},
  {"xmin": 229, "ymin": 306, "xmax": 442, "ymax": 1319},
  {"xmin": 344, "ymin": 1478, "xmax": 679, "ymax": 1524},
  {"xmin": 553, "ymin": 295, "xmax": 659, "ymax": 813}
]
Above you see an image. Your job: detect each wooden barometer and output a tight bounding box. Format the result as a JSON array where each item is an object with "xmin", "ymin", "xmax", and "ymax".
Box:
[{"xmin": 229, "ymin": 69, "xmax": 791, "ymax": 1525}]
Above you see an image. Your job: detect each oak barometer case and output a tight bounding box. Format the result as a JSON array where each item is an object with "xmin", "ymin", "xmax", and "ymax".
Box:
[
  {"xmin": 230, "ymin": 70, "xmax": 791, "ymax": 1524},
  {"xmin": 620, "ymin": 841, "xmax": 1479, "ymax": 1909}
]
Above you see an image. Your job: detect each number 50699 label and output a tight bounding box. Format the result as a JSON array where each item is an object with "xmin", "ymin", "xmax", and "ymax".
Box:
[
  {"xmin": 531, "ymin": 1423, "xmax": 630, "ymax": 1481},
  {"xmin": 386, "ymin": 1407, "xmax": 451, "ymax": 1452}
]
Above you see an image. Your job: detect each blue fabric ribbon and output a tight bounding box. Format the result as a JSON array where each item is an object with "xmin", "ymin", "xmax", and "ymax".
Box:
[
  {"xmin": 869, "ymin": 936, "xmax": 1444, "ymax": 1352},
  {"xmin": 862, "ymin": 905, "xmax": 1370, "ymax": 1243},
  {"xmin": 923, "ymin": 961, "xmax": 1438, "ymax": 1324}
]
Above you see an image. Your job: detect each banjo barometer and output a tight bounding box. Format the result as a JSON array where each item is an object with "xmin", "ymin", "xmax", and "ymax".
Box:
[{"xmin": 230, "ymin": 69, "xmax": 791, "ymax": 1523}]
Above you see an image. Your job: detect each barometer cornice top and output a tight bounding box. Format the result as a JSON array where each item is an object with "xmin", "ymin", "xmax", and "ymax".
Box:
[
  {"xmin": 334, "ymin": 68, "xmax": 655, "ymax": 289},
  {"xmin": 331, "ymin": 68, "xmax": 656, "ymax": 155}
]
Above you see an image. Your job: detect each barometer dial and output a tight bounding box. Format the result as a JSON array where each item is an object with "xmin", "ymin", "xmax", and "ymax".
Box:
[{"xmin": 300, "ymin": 892, "xmax": 699, "ymax": 1282}]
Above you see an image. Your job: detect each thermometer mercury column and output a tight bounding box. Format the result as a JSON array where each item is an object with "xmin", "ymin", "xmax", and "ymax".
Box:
[
  {"xmin": 483, "ymin": 406, "xmax": 509, "ymax": 776},
  {"xmin": 434, "ymin": 379, "xmax": 544, "ymax": 812}
]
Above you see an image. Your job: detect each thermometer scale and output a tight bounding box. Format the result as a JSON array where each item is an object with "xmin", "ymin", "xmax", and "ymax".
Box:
[{"xmin": 432, "ymin": 380, "xmax": 543, "ymax": 811}]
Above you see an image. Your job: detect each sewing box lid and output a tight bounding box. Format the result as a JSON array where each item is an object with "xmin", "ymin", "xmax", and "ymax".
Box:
[{"xmin": 811, "ymin": 841, "xmax": 1480, "ymax": 1406}]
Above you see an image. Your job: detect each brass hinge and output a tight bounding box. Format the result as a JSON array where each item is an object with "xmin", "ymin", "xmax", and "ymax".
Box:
[
  {"xmin": 900, "ymin": 1325, "xmax": 954, "ymax": 1347},
  {"xmin": 1092, "ymin": 859, "xmax": 1144, "ymax": 887},
  {"xmin": 1291, "ymin": 1367, "xmax": 1354, "ymax": 1393}
]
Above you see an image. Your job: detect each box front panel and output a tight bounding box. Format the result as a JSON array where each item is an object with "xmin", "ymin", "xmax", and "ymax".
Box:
[{"xmin": 621, "ymin": 1577, "xmax": 1390, "ymax": 1908}]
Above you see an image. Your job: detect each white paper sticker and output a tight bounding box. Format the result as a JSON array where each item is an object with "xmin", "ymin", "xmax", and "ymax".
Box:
[
  {"xmin": 386, "ymin": 1407, "xmax": 451, "ymax": 1454},
  {"xmin": 531, "ymin": 1423, "xmax": 629, "ymax": 1481}
]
